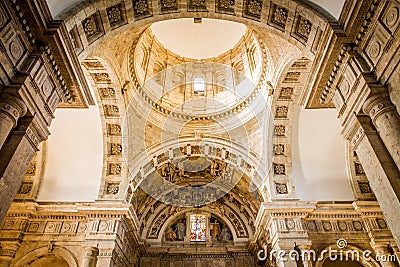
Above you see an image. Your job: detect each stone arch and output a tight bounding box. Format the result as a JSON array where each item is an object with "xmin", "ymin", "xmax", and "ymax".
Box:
[
  {"xmin": 12, "ymin": 246, "xmax": 78, "ymax": 267},
  {"xmin": 139, "ymin": 193, "xmax": 256, "ymax": 245},
  {"xmin": 58, "ymin": 0, "xmax": 335, "ymax": 61},
  {"xmin": 81, "ymin": 56, "xmax": 128, "ymax": 200},
  {"xmin": 345, "ymin": 141, "xmax": 375, "ymax": 200},
  {"xmin": 267, "ymin": 56, "xmax": 312, "ymax": 200},
  {"xmin": 124, "ymin": 135, "xmax": 270, "ymax": 204},
  {"xmin": 159, "ymin": 208, "xmax": 240, "ymax": 241},
  {"xmin": 58, "ymin": 0, "xmax": 330, "ymax": 206}
]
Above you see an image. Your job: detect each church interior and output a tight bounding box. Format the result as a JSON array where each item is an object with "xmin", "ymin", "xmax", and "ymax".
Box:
[{"xmin": 0, "ymin": 0, "xmax": 400, "ymax": 266}]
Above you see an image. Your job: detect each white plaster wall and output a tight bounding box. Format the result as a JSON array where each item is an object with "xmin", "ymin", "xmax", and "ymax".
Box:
[
  {"xmin": 150, "ymin": 19, "xmax": 247, "ymax": 59},
  {"xmin": 38, "ymin": 105, "xmax": 103, "ymax": 201},
  {"xmin": 310, "ymin": 0, "xmax": 345, "ymax": 19},
  {"xmin": 47, "ymin": 0, "xmax": 82, "ymax": 17},
  {"xmin": 292, "ymin": 108, "xmax": 354, "ymax": 201}
]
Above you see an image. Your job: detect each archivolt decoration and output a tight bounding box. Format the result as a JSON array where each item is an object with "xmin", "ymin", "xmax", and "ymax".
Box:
[
  {"xmin": 124, "ymin": 136, "xmax": 270, "ymax": 208},
  {"xmin": 135, "ymin": 189, "xmax": 259, "ymax": 242}
]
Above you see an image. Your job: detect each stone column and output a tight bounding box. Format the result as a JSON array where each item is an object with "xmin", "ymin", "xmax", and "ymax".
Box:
[
  {"xmin": 81, "ymin": 247, "xmax": 99, "ymax": 267},
  {"xmin": 0, "ymin": 93, "xmax": 27, "ymax": 150},
  {"xmin": 273, "ymin": 241, "xmax": 297, "ymax": 267},
  {"xmin": 297, "ymin": 244, "xmax": 313, "ymax": 267},
  {"xmin": 363, "ymin": 91, "xmax": 400, "ymax": 171},
  {"xmin": 0, "ymin": 243, "xmax": 20, "ymax": 267},
  {"xmin": 0, "ymin": 117, "xmax": 39, "ymax": 223},
  {"xmin": 96, "ymin": 248, "xmax": 116, "ymax": 267},
  {"xmin": 371, "ymin": 243, "xmax": 396, "ymax": 267},
  {"xmin": 351, "ymin": 116, "xmax": 400, "ymax": 246}
]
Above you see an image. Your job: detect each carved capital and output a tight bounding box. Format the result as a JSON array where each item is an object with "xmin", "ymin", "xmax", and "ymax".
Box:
[
  {"xmin": 0, "ymin": 93, "xmax": 27, "ymax": 127},
  {"xmin": 350, "ymin": 116, "xmax": 376, "ymax": 150},
  {"xmin": 81, "ymin": 246, "xmax": 99, "ymax": 267},
  {"xmin": 363, "ymin": 93, "xmax": 395, "ymax": 123},
  {"xmin": 0, "ymin": 242, "xmax": 20, "ymax": 260},
  {"xmin": 84, "ymin": 246, "xmax": 99, "ymax": 258},
  {"xmin": 370, "ymin": 243, "xmax": 390, "ymax": 256}
]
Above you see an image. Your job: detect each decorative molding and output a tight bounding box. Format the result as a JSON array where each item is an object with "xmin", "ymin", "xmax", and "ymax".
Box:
[
  {"xmin": 275, "ymin": 182, "xmax": 288, "ymax": 194},
  {"xmin": 268, "ymin": 3, "xmax": 288, "ymax": 31},
  {"xmin": 82, "ymin": 11, "xmax": 104, "ymax": 44},
  {"xmin": 107, "ymin": 3, "xmax": 128, "ymax": 30},
  {"xmin": 215, "ymin": 0, "xmax": 235, "ymax": 14},
  {"xmin": 133, "ymin": 0, "xmax": 153, "ymax": 19},
  {"xmin": 243, "ymin": 0, "xmax": 262, "ymax": 20}
]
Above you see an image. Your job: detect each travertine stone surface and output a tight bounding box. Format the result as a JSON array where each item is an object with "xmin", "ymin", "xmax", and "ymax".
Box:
[
  {"xmin": 363, "ymin": 92, "xmax": 400, "ymax": 171},
  {"xmin": 81, "ymin": 247, "xmax": 99, "ymax": 267},
  {"xmin": 0, "ymin": 94, "xmax": 27, "ymax": 149},
  {"xmin": 371, "ymin": 243, "xmax": 396, "ymax": 267},
  {"xmin": 0, "ymin": 242, "xmax": 19, "ymax": 267},
  {"xmin": 0, "ymin": 118, "xmax": 38, "ymax": 223},
  {"xmin": 351, "ymin": 116, "xmax": 400, "ymax": 246},
  {"xmin": 1, "ymin": 0, "xmax": 400, "ymax": 265}
]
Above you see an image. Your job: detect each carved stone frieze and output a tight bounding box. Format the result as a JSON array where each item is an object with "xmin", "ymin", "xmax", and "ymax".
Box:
[
  {"xmin": 148, "ymin": 210, "xmax": 168, "ymax": 238},
  {"xmin": 99, "ymin": 87, "xmax": 116, "ymax": 98},
  {"xmin": 274, "ymin": 144, "xmax": 285, "ymax": 155},
  {"xmin": 133, "ymin": 0, "xmax": 152, "ymax": 19},
  {"xmin": 216, "ymin": 0, "xmax": 235, "ymax": 14},
  {"xmin": 110, "ymin": 143, "xmax": 122, "ymax": 155},
  {"xmin": 293, "ymin": 15, "xmax": 312, "ymax": 43},
  {"xmin": 228, "ymin": 211, "xmax": 247, "ymax": 237},
  {"xmin": 358, "ymin": 181, "xmax": 372, "ymax": 193},
  {"xmin": 104, "ymin": 105, "xmax": 120, "ymax": 117},
  {"xmin": 108, "ymin": 124, "xmax": 122, "ymax": 136},
  {"xmin": 106, "ymin": 183, "xmax": 120, "ymax": 194},
  {"xmin": 279, "ymin": 87, "xmax": 293, "ymax": 100},
  {"xmin": 354, "ymin": 162, "xmax": 365, "ymax": 175},
  {"xmin": 275, "ymin": 106, "xmax": 288, "ymax": 118},
  {"xmin": 107, "ymin": 3, "xmax": 127, "ymax": 29},
  {"xmin": 381, "ymin": 1, "xmax": 400, "ymax": 33},
  {"xmin": 160, "ymin": 0, "xmax": 178, "ymax": 12},
  {"xmin": 304, "ymin": 219, "xmax": 365, "ymax": 233},
  {"xmin": 188, "ymin": 0, "xmax": 207, "ymax": 11},
  {"xmin": 269, "ymin": 4, "xmax": 288, "ymax": 31},
  {"xmin": 82, "ymin": 12, "xmax": 104, "ymax": 43},
  {"xmin": 92, "ymin": 73, "xmax": 111, "ymax": 83},
  {"xmin": 273, "ymin": 163, "xmax": 285, "ymax": 175},
  {"xmin": 275, "ymin": 182, "xmax": 288, "ymax": 194},
  {"xmin": 25, "ymin": 163, "xmax": 36, "ymax": 176},
  {"xmin": 274, "ymin": 125, "xmax": 286, "ymax": 136},
  {"xmin": 17, "ymin": 182, "xmax": 33, "ymax": 194},
  {"xmin": 283, "ymin": 72, "xmax": 301, "ymax": 83},
  {"xmin": 243, "ymin": 0, "xmax": 262, "ymax": 20}
]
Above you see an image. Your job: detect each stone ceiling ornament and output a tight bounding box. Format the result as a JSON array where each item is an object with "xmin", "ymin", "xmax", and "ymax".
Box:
[{"xmin": 123, "ymin": 59, "xmax": 275, "ymax": 207}]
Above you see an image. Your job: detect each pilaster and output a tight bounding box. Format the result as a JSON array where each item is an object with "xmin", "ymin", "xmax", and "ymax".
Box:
[
  {"xmin": 0, "ymin": 117, "xmax": 40, "ymax": 223},
  {"xmin": 0, "ymin": 242, "xmax": 20, "ymax": 267},
  {"xmin": 0, "ymin": 94, "xmax": 27, "ymax": 149},
  {"xmin": 81, "ymin": 247, "xmax": 99, "ymax": 267},
  {"xmin": 363, "ymin": 91, "xmax": 400, "ymax": 171},
  {"xmin": 348, "ymin": 115, "xmax": 400, "ymax": 246}
]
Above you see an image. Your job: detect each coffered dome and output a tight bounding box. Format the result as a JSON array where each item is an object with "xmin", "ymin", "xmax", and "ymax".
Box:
[{"xmin": 130, "ymin": 22, "xmax": 267, "ymax": 122}]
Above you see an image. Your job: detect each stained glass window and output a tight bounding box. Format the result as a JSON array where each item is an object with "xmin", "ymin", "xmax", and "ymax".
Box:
[{"xmin": 190, "ymin": 214, "xmax": 206, "ymax": 242}]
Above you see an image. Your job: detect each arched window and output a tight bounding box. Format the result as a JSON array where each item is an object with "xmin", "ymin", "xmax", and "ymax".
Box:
[{"xmin": 193, "ymin": 77, "xmax": 205, "ymax": 95}]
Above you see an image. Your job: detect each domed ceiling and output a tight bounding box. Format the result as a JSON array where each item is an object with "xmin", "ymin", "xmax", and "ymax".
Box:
[
  {"xmin": 150, "ymin": 18, "xmax": 247, "ymax": 59},
  {"xmin": 39, "ymin": 0, "xmax": 353, "ymax": 204}
]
